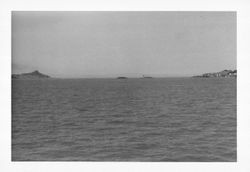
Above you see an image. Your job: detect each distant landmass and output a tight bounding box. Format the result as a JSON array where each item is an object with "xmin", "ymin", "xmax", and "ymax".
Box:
[
  {"xmin": 12, "ymin": 70, "xmax": 50, "ymax": 79},
  {"xmin": 193, "ymin": 70, "xmax": 237, "ymax": 78}
]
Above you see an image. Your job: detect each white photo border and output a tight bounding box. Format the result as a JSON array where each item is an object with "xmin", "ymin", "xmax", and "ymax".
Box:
[{"xmin": 1, "ymin": 0, "xmax": 249, "ymax": 171}]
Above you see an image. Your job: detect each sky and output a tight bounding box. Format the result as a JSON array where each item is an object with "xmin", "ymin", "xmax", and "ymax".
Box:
[{"xmin": 12, "ymin": 11, "xmax": 236, "ymax": 78}]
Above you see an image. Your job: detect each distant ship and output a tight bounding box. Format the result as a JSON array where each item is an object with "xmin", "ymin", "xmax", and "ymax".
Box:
[{"xmin": 142, "ymin": 75, "xmax": 153, "ymax": 79}]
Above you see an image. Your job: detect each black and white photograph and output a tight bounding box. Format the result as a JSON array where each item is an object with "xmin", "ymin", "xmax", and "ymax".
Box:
[{"xmin": 11, "ymin": 11, "xmax": 237, "ymax": 162}]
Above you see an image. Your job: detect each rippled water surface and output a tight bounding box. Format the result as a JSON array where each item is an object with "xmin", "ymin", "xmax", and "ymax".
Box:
[{"xmin": 12, "ymin": 78, "xmax": 236, "ymax": 161}]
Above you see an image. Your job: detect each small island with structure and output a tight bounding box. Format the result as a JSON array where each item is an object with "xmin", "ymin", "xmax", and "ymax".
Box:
[
  {"xmin": 12, "ymin": 70, "xmax": 50, "ymax": 79},
  {"xmin": 142, "ymin": 75, "xmax": 153, "ymax": 79}
]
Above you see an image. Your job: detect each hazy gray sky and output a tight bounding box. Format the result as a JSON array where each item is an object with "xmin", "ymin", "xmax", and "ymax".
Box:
[{"xmin": 12, "ymin": 12, "xmax": 236, "ymax": 78}]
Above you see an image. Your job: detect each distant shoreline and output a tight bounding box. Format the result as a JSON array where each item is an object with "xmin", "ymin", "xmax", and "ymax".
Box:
[
  {"xmin": 12, "ymin": 76, "xmax": 237, "ymax": 80},
  {"xmin": 12, "ymin": 70, "xmax": 237, "ymax": 80}
]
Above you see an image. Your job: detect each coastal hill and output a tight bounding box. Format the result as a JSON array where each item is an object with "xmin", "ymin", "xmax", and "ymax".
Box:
[
  {"xmin": 193, "ymin": 70, "xmax": 237, "ymax": 78},
  {"xmin": 12, "ymin": 70, "xmax": 50, "ymax": 79}
]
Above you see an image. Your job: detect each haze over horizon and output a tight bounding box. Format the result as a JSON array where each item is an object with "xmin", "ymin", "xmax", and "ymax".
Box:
[{"xmin": 12, "ymin": 12, "xmax": 236, "ymax": 78}]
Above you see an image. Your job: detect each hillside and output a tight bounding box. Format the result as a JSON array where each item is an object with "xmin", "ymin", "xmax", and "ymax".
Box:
[{"xmin": 193, "ymin": 70, "xmax": 237, "ymax": 78}]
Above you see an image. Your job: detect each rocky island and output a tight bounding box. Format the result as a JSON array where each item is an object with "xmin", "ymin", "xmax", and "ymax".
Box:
[
  {"xmin": 193, "ymin": 70, "xmax": 237, "ymax": 78},
  {"xmin": 12, "ymin": 70, "xmax": 50, "ymax": 79},
  {"xmin": 117, "ymin": 77, "xmax": 128, "ymax": 79}
]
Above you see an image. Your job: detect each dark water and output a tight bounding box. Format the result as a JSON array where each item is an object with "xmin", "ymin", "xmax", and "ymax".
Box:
[{"xmin": 12, "ymin": 78, "xmax": 236, "ymax": 161}]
